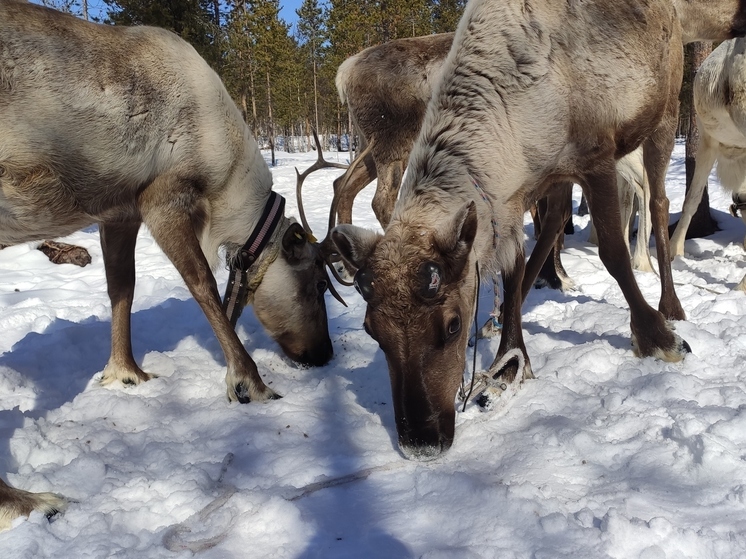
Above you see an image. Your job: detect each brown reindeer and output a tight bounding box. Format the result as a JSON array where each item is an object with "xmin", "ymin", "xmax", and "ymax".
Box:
[
  {"xmin": 330, "ymin": 33, "xmax": 454, "ymax": 229},
  {"xmin": 314, "ymin": 33, "xmax": 654, "ymax": 295},
  {"xmin": 328, "ymin": 0, "xmax": 746, "ymax": 460},
  {"xmin": 0, "ymin": 2, "xmax": 336, "ymax": 527},
  {"xmin": 297, "ymin": 33, "xmax": 573, "ymax": 305}
]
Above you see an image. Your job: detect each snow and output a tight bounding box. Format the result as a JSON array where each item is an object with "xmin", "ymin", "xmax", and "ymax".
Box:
[{"xmin": 1, "ymin": 142, "xmax": 745, "ymax": 558}]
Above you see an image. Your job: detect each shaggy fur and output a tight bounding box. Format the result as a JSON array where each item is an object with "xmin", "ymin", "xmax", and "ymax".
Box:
[
  {"xmin": 332, "ymin": 33, "xmax": 454, "ymax": 227},
  {"xmin": 671, "ymin": 0, "xmax": 746, "ymax": 43},
  {"xmin": 670, "ymin": 37, "xmax": 746, "ymax": 291},
  {"xmin": 332, "ymin": 14, "xmax": 728, "ymax": 287},
  {"xmin": 330, "ymin": 0, "xmax": 746, "ymax": 460}
]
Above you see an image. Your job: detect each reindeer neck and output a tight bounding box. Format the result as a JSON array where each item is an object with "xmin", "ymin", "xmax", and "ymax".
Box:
[
  {"xmin": 395, "ymin": 114, "xmax": 527, "ymax": 274},
  {"xmin": 392, "ymin": 0, "xmax": 553, "ymax": 273}
]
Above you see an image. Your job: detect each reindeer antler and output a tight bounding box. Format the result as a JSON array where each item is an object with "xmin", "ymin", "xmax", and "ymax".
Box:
[
  {"xmin": 319, "ymin": 233, "xmax": 355, "ymax": 288},
  {"xmin": 295, "ymin": 130, "xmax": 349, "ymax": 236},
  {"xmin": 294, "ymin": 131, "xmax": 355, "ymax": 299},
  {"xmin": 327, "ymin": 139, "xmax": 377, "ymax": 232}
]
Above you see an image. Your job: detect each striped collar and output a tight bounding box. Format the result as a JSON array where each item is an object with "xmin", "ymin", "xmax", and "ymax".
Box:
[
  {"xmin": 222, "ymin": 191, "xmax": 285, "ymax": 327},
  {"xmin": 231, "ymin": 191, "xmax": 285, "ymax": 271}
]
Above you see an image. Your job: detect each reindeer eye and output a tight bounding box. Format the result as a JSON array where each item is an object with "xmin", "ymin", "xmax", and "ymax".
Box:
[
  {"xmin": 447, "ymin": 316, "xmax": 461, "ymax": 337},
  {"xmin": 418, "ymin": 261, "xmax": 442, "ymax": 299},
  {"xmin": 354, "ymin": 268, "xmax": 375, "ymax": 301},
  {"xmin": 317, "ymin": 280, "xmax": 328, "ymax": 293}
]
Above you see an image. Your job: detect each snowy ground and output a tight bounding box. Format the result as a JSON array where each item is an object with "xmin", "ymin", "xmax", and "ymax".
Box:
[{"xmin": 0, "ymin": 142, "xmax": 745, "ymax": 558}]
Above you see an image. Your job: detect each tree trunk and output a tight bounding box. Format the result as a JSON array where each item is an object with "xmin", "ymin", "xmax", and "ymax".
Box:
[
  {"xmin": 348, "ymin": 110, "xmax": 354, "ymax": 161},
  {"xmin": 670, "ymin": 42, "xmax": 718, "ymax": 238},
  {"xmin": 312, "ymin": 47, "xmax": 320, "ymax": 133},
  {"xmin": 266, "ymin": 68, "xmax": 275, "ymax": 167},
  {"xmin": 249, "ymin": 60, "xmax": 257, "ymax": 135},
  {"xmin": 336, "ymin": 101, "xmax": 342, "ymax": 151}
]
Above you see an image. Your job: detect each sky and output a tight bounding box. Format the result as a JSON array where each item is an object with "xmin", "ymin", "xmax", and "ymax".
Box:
[
  {"xmin": 280, "ymin": 0, "xmax": 303, "ymax": 27},
  {"xmin": 38, "ymin": 0, "xmax": 304, "ymax": 29}
]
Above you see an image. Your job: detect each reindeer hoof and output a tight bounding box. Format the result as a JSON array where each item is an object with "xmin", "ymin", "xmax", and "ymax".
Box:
[
  {"xmin": 100, "ymin": 364, "xmax": 154, "ymax": 387},
  {"xmin": 681, "ymin": 339, "xmax": 692, "ymax": 354},
  {"xmin": 475, "ymin": 366, "xmax": 530, "ymax": 411},
  {"xmin": 34, "ymin": 492, "xmax": 68, "ymax": 520},
  {"xmin": 227, "ymin": 382, "xmax": 281, "ymax": 404},
  {"xmin": 632, "ymin": 330, "xmax": 691, "ymax": 362},
  {"xmin": 0, "ymin": 487, "xmax": 68, "ymax": 530}
]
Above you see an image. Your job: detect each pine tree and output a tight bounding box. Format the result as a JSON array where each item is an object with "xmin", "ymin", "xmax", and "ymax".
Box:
[
  {"xmin": 296, "ymin": 0, "xmax": 326, "ymax": 133},
  {"xmin": 225, "ymin": 1, "xmax": 259, "ymax": 128},
  {"xmin": 431, "ymin": 0, "xmax": 466, "ymax": 33},
  {"xmin": 376, "ymin": 0, "xmax": 431, "ymax": 40},
  {"xmin": 324, "ymin": 0, "xmax": 377, "ymax": 149},
  {"xmin": 229, "ymin": 0, "xmax": 295, "ymax": 164},
  {"xmin": 103, "ymin": 0, "xmax": 220, "ymax": 68}
]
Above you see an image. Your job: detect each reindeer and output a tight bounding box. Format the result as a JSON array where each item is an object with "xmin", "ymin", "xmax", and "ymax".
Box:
[
  {"xmin": 328, "ymin": 0, "xmax": 746, "ymax": 460},
  {"xmin": 670, "ymin": 37, "xmax": 746, "ymax": 292},
  {"xmin": 329, "ymin": 33, "xmax": 454, "ymax": 229},
  {"xmin": 311, "ymin": 33, "xmax": 655, "ymax": 292},
  {"xmin": 0, "ymin": 2, "xmax": 338, "ymax": 527}
]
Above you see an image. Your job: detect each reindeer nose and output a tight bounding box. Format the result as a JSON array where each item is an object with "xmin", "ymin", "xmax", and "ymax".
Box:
[
  {"xmin": 398, "ymin": 431, "xmax": 453, "ymax": 461},
  {"xmin": 298, "ymin": 339, "xmax": 333, "ymax": 367}
]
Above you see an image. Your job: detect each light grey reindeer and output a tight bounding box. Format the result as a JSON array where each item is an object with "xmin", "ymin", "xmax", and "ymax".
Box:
[
  {"xmin": 670, "ymin": 37, "xmax": 746, "ymax": 292},
  {"xmin": 0, "ymin": 1, "xmax": 338, "ymax": 528},
  {"xmin": 305, "ymin": 33, "xmax": 655, "ymax": 298},
  {"xmin": 328, "ymin": 0, "xmax": 746, "ymax": 460}
]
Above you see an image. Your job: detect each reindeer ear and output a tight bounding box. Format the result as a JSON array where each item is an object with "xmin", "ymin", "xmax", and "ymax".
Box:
[
  {"xmin": 282, "ymin": 222, "xmax": 310, "ymax": 263},
  {"xmin": 329, "ymin": 225, "xmax": 381, "ymax": 271},
  {"xmin": 435, "ymin": 201, "xmax": 477, "ymax": 275}
]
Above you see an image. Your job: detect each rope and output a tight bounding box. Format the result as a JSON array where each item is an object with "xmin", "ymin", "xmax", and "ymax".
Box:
[
  {"xmin": 460, "ymin": 261, "xmax": 482, "ymax": 411},
  {"xmin": 243, "ymin": 241, "xmax": 281, "ymax": 306}
]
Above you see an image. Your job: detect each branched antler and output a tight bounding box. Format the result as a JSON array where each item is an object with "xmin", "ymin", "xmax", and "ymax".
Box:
[{"xmin": 295, "ymin": 130, "xmax": 348, "ymax": 236}]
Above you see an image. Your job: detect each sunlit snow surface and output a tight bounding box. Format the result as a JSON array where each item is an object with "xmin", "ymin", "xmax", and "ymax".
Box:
[{"xmin": 1, "ymin": 142, "xmax": 745, "ymax": 558}]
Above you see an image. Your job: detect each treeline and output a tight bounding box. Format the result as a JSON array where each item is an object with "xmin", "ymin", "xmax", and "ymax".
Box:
[{"xmin": 40, "ymin": 0, "xmax": 466, "ymax": 159}]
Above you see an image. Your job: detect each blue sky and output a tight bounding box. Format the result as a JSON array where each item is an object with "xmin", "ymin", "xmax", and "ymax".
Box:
[
  {"xmin": 42, "ymin": 0, "xmax": 305, "ymax": 29},
  {"xmin": 279, "ymin": 0, "xmax": 304, "ymax": 27}
]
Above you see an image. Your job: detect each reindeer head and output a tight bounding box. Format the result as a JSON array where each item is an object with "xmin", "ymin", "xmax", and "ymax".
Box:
[
  {"xmin": 328, "ymin": 202, "xmax": 479, "ymax": 460},
  {"xmin": 251, "ymin": 222, "xmax": 334, "ymax": 367}
]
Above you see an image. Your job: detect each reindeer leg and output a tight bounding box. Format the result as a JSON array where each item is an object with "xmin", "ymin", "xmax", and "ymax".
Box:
[
  {"xmin": 0, "ymin": 477, "xmax": 67, "ymax": 530},
  {"xmin": 138, "ymin": 176, "xmax": 278, "ymax": 403},
  {"xmin": 526, "ymin": 182, "xmax": 574, "ymax": 294},
  {"xmin": 371, "ymin": 160, "xmax": 405, "ymax": 228},
  {"xmin": 670, "ymin": 135, "xmax": 717, "ymax": 258},
  {"xmin": 100, "ymin": 220, "xmax": 154, "ymax": 386},
  {"xmin": 643, "ymin": 127, "xmax": 686, "ymax": 320},
  {"xmin": 583, "ymin": 166, "xmax": 689, "ymax": 361},
  {"xmin": 632, "ymin": 175, "xmax": 655, "ymax": 272},
  {"xmin": 489, "ymin": 245, "xmax": 533, "ymax": 385}
]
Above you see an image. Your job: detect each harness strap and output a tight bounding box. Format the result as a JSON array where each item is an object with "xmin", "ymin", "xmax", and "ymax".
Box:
[{"xmin": 222, "ymin": 192, "xmax": 286, "ymax": 327}]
